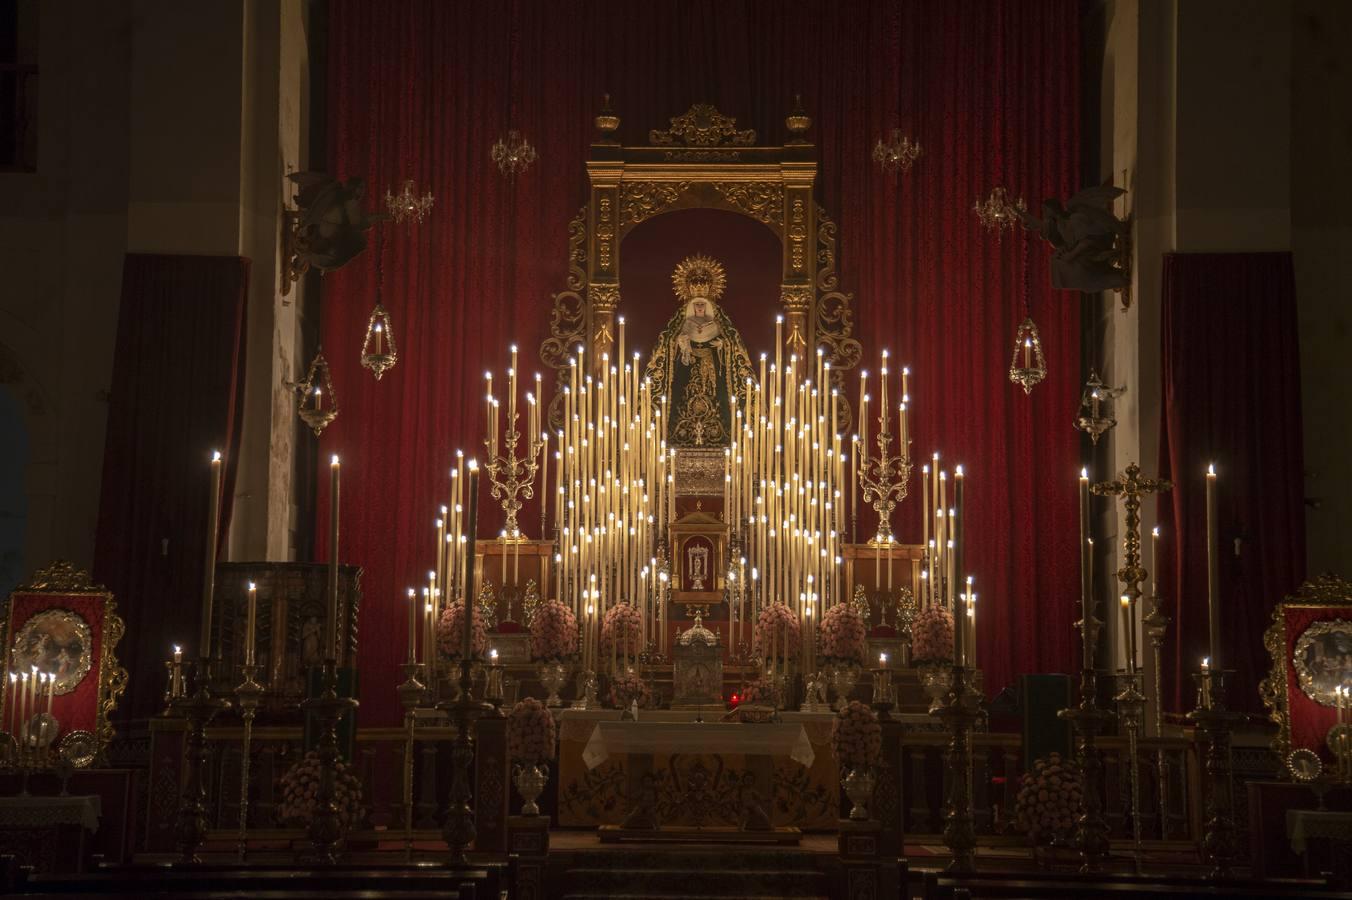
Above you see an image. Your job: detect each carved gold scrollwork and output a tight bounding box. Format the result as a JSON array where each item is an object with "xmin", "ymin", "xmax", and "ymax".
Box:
[
  {"xmin": 712, "ymin": 182, "xmax": 784, "ymax": 227},
  {"xmin": 18, "ymin": 561, "xmax": 103, "ymax": 593},
  {"xmin": 787, "ymin": 198, "xmax": 808, "ymax": 271},
  {"xmin": 649, "ymin": 104, "xmax": 756, "ymax": 147},
  {"xmin": 813, "ymin": 207, "xmax": 860, "ymax": 432},
  {"xmin": 540, "ymin": 208, "xmax": 590, "ymax": 430},
  {"xmin": 597, "ymin": 196, "xmax": 615, "ymax": 271},
  {"xmin": 620, "ymin": 182, "xmax": 689, "ymax": 228}
]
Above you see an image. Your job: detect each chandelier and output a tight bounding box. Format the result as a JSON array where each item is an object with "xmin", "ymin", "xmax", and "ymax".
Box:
[
  {"xmin": 1007, "ymin": 318, "xmax": 1047, "ymax": 395},
  {"xmin": 1074, "ymin": 370, "xmax": 1124, "ymax": 444},
  {"xmin": 491, "ymin": 130, "xmax": 537, "ymax": 179},
  {"xmin": 974, "ymin": 187, "xmax": 1026, "ymax": 234},
  {"xmin": 384, "ymin": 179, "xmax": 434, "ymax": 224},
  {"xmin": 872, "ymin": 128, "xmax": 922, "ymax": 177}
]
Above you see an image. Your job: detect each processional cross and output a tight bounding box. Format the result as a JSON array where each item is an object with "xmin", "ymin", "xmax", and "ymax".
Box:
[{"xmin": 1090, "ymin": 462, "xmax": 1172, "ymax": 607}]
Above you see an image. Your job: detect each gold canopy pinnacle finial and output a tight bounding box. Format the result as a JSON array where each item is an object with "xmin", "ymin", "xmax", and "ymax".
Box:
[{"xmin": 671, "ymin": 254, "xmax": 727, "ymax": 303}]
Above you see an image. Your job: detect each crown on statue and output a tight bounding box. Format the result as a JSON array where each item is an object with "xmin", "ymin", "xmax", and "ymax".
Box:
[{"xmin": 672, "ymin": 254, "xmax": 727, "ymax": 303}]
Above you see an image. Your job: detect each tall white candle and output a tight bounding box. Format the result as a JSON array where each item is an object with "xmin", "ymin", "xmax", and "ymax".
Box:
[
  {"xmin": 1206, "ymin": 464, "xmax": 1220, "ymax": 667},
  {"xmin": 201, "ymin": 451, "xmax": 223, "ymax": 658}
]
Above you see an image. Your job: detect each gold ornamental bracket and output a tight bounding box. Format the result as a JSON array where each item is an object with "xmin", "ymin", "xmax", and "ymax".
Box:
[{"xmin": 542, "ymin": 100, "xmax": 861, "ymax": 431}]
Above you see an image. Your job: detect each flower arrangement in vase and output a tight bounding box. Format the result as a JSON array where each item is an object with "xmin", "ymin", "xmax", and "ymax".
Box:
[
  {"xmin": 909, "ymin": 605, "xmax": 955, "ymax": 665},
  {"xmin": 608, "ymin": 671, "xmax": 652, "ymax": 710},
  {"xmin": 1014, "ymin": 752, "xmax": 1083, "ymax": 846},
  {"xmin": 820, "ymin": 602, "xmax": 868, "ymax": 667},
  {"xmin": 530, "ymin": 598, "xmax": 579, "ymax": 705},
  {"xmin": 528, "ymin": 598, "xmax": 579, "ymax": 662},
  {"xmin": 599, "ymin": 602, "xmax": 643, "ymax": 666},
  {"xmin": 831, "ymin": 700, "xmax": 883, "ymax": 820},
  {"xmin": 753, "ymin": 603, "xmax": 801, "ymax": 672},
  {"xmin": 506, "ymin": 697, "xmax": 557, "ymax": 817},
  {"xmin": 436, "ymin": 601, "xmax": 489, "ymax": 661},
  {"xmin": 277, "ymin": 750, "xmax": 364, "ymax": 829}
]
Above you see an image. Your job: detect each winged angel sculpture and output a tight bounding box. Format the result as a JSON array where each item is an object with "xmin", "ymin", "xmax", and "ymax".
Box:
[
  {"xmin": 1018, "ymin": 182, "xmax": 1130, "ymax": 294},
  {"xmin": 285, "ymin": 172, "xmax": 387, "ymax": 281}
]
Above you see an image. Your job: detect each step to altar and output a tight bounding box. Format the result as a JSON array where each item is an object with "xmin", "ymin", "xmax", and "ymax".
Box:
[{"xmin": 561, "ymin": 845, "xmax": 829, "ymax": 900}]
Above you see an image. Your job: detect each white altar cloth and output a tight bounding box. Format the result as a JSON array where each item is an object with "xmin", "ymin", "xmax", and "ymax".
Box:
[
  {"xmin": 0, "ymin": 794, "xmax": 101, "ymax": 832},
  {"xmin": 581, "ymin": 721, "xmax": 814, "ymax": 770}
]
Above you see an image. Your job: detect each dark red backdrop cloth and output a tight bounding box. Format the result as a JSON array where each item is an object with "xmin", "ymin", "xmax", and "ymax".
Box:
[
  {"xmin": 94, "ymin": 254, "xmax": 249, "ymax": 722},
  {"xmin": 1158, "ymin": 252, "xmax": 1305, "ymax": 714},
  {"xmin": 323, "ymin": 0, "xmax": 1082, "ymax": 725}
]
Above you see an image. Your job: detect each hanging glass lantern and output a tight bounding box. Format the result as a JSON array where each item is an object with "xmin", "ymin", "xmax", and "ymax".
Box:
[
  {"xmin": 1074, "ymin": 369, "xmax": 1124, "ymax": 444},
  {"xmin": 1008, "ymin": 318, "xmax": 1047, "ymax": 395},
  {"xmin": 360, "ymin": 304, "xmax": 398, "ymax": 381},
  {"xmin": 296, "ymin": 349, "xmax": 338, "ymax": 436}
]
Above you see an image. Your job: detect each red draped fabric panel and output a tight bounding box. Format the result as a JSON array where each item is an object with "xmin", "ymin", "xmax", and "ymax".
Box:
[
  {"xmin": 1158, "ymin": 252, "xmax": 1306, "ymax": 713},
  {"xmin": 322, "ymin": 1, "xmax": 1081, "ymax": 724},
  {"xmin": 94, "ymin": 254, "xmax": 249, "ymax": 722}
]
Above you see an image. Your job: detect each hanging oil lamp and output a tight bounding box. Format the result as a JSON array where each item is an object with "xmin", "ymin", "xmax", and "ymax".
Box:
[
  {"xmin": 1074, "ymin": 369, "xmax": 1123, "ymax": 444},
  {"xmin": 296, "ymin": 349, "xmax": 338, "ymax": 436},
  {"xmin": 360, "ymin": 304, "xmax": 398, "ymax": 380},
  {"xmin": 1008, "ymin": 318, "xmax": 1047, "ymax": 395}
]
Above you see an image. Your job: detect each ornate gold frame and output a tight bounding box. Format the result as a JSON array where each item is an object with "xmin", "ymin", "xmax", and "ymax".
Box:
[
  {"xmin": 2, "ymin": 561, "xmax": 128, "ymax": 763},
  {"xmin": 1259, "ymin": 574, "xmax": 1352, "ymax": 767},
  {"xmin": 540, "ymin": 102, "xmax": 862, "ymax": 431}
]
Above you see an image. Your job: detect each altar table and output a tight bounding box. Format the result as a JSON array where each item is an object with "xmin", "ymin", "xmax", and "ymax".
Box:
[
  {"xmin": 582, "ymin": 722, "xmax": 815, "ymax": 770},
  {"xmin": 1288, "ymin": 809, "xmax": 1352, "ymax": 887},
  {"xmin": 558, "ymin": 710, "xmax": 838, "ymax": 831},
  {"xmin": 0, "ymin": 794, "xmax": 100, "ymax": 873}
]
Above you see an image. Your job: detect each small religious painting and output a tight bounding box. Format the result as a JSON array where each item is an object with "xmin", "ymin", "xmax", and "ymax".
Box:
[
  {"xmin": 11, "ymin": 608, "xmax": 93, "ymax": 695},
  {"xmin": 1293, "ymin": 619, "xmax": 1352, "ymax": 705}
]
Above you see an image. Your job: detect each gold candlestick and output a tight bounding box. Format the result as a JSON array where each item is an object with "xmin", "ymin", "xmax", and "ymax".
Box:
[{"xmin": 858, "ymin": 354, "xmax": 912, "ymax": 546}]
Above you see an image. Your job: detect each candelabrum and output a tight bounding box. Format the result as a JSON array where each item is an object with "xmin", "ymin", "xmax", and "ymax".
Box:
[
  {"xmin": 300, "ymin": 660, "xmax": 358, "ymax": 864},
  {"xmin": 485, "ymin": 381, "xmax": 545, "ymax": 542},
  {"xmin": 233, "ymin": 664, "xmax": 265, "ymax": 861},
  {"xmin": 1058, "ymin": 666, "xmax": 1112, "ymax": 873},
  {"xmin": 437, "ymin": 657, "xmax": 495, "ymax": 864},
  {"xmin": 933, "ymin": 663, "xmax": 981, "ymax": 873},
  {"xmin": 1115, "ymin": 671, "xmax": 1147, "ymax": 874},
  {"xmin": 173, "ymin": 659, "xmax": 232, "ymax": 864},
  {"xmin": 396, "ymin": 662, "xmax": 427, "ymax": 861},
  {"xmin": 1187, "ymin": 667, "xmax": 1241, "ymax": 879},
  {"xmin": 859, "ymin": 421, "xmax": 912, "ymax": 546},
  {"xmin": 1143, "ymin": 593, "xmax": 1173, "ymax": 837}
]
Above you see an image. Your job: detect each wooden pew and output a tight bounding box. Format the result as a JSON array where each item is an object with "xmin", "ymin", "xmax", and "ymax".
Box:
[
  {"xmin": 2, "ymin": 864, "xmax": 508, "ymax": 900},
  {"xmin": 922, "ymin": 870, "xmax": 1352, "ymax": 900}
]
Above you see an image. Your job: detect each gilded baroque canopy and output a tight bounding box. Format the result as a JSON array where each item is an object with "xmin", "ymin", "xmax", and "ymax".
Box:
[{"xmin": 539, "ymin": 102, "xmax": 861, "ymax": 433}]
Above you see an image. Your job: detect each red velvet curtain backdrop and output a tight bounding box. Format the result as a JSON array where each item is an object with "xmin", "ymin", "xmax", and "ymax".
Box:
[
  {"xmin": 323, "ymin": 0, "xmax": 1081, "ymax": 724},
  {"xmin": 94, "ymin": 254, "xmax": 249, "ymax": 722},
  {"xmin": 1158, "ymin": 252, "xmax": 1306, "ymax": 713}
]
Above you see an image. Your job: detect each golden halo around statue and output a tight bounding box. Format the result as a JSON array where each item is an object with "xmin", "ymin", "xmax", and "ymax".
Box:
[{"xmin": 671, "ymin": 254, "xmax": 727, "ymax": 302}]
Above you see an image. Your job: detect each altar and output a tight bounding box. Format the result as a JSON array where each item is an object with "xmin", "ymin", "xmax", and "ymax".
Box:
[{"xmin": 556, "ymin": 709, "xmax": 840, "ymax": 832}]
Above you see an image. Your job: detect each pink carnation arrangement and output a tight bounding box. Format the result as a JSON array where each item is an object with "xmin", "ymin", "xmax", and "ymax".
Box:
[
  {"xmin": 599, "ymin": 602, "xmax": 643, "ymax": 656},
  {"xmin": 1014, "ymin": 752, "xmax": 1084, "ymax": 845},
  {"xmin": 830, "ymin": 700, "xmax": 882, "ymax": 769},
  {"xmin": 608, "ymin": 672, "xmax": 652, "ymax": 709},
  {"xmin": 529, "ymin": 599, "xmax": 579, "ymax": 662},
  {"xmin": 737, "ymin": 679, "xmax": 781, "ymax": 709},
  {"xmin": 820, "ymin": 603, "xmax": 868, "ymax": 665},
  {"xmin": 910, "ymin": 605, "xmax": 955, "ymax": 664},
  {"xmin": 506, "ymin": 697, "xmax": 558, "ymax": 762},
  {"xmin": 437, "ymin": 601, "xmax": 489, "ymax": 660},
  {"xmin": 277, "ymin": 750, "xmax": 364, "ymax": 829},
  {"xmin": 753, "ymin": 603, "xmax": 802, "ymax": 661}
]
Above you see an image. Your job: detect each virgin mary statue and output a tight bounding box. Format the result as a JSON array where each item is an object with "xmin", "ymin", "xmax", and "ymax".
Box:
[{"xmin": 645, "ymin": 255, "xmax": 754, "ymax": 447}]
